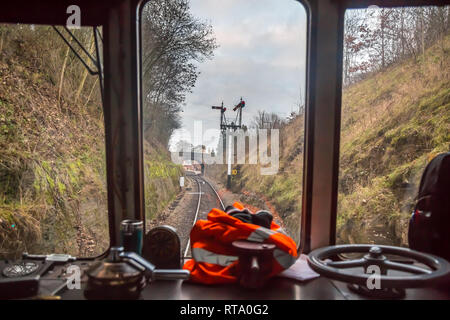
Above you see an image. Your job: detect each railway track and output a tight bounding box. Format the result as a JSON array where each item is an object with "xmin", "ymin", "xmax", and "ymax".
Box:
[{"xmin": 183, "ymin": 175, "xmax": 225, "ymax": 258}]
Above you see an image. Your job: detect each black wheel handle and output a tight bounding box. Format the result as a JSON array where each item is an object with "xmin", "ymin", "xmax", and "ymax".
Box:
[{"xmin": 307, "ymin": 244, "xmax": 450, "ymax": 288}]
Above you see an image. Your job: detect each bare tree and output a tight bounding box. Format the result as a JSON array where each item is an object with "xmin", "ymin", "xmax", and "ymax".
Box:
[
  {"xmin": 343, "ymin": 6, "xmax": 450, "ymax": 84},
  {"xmin": 141, "ymin": 0, "xmax": 218, "ymax": 146},
  {"xmin": 252, "ymin": 110, "xmax": 285, "ymax": 129}
]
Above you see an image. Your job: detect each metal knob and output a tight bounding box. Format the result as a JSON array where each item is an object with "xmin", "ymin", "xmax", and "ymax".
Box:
[
  {"xmin": 369, "ymin": 246, "xmax": 382, "ymax": 258},
  {"xmin": 108, "ymin": 246, "xmax": 124, "ymax": 262}
]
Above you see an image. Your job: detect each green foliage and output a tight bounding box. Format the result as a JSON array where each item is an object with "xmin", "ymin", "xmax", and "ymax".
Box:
[
  {"xmin": 266, "ymin": 175, "xmax": 300, "ymax": 213},
  {"xmin": 144, "ymin": 148, "xmax": 183, "ymax": 220}
]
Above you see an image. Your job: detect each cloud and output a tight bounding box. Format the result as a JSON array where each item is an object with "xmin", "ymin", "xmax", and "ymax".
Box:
[{"xmin": 169, "ymin": 0, "xmax": 307, "ymax": 150}]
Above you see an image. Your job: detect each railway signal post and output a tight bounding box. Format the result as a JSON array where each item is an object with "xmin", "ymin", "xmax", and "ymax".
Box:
[{"xmin": 211, "ymin": 98, "xmax": 246, "ymax": 189}]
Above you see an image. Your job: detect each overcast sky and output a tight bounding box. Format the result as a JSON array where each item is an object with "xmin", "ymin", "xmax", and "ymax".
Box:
[{"xmin": 168, "ymin": 0, "xmax": 307, "ymax": 151}]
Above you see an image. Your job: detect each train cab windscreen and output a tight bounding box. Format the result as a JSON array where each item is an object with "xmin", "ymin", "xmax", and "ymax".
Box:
[
  {"xmin": 0, "ymin": 24, "xmax": 109, "ymax": 259},
  {"xmin": 2, "ymin": 0, "xmax": 450, "ymax": 303},
  {"xmin": 337, "ymin": 5, "xmax": 450, "ymax": 247},
  {"xmin": 141, "ymin": 0, "xmax": 307, "ymax": 253}
]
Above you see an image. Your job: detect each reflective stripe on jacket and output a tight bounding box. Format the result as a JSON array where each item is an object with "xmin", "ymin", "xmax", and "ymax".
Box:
[{"xmin": 183, "ymin": 202, "xmax": 298, "ymax": 284}]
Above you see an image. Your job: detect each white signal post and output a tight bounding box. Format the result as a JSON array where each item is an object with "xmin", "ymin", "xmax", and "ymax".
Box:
[{"xmin": 211, "ymin": 98, "xmax": 245, "ymax": 189}]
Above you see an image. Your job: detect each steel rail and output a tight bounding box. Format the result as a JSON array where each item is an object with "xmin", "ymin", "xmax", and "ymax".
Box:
[
  {"xmin": 183, "ymin": 177, "xmax": 202, "ymax": 258},
  {"xmin": 202, "ymin": 177, "xmax": 225, "ymax": 211},
  {"xmin": 183, "ymin": 175, "xmax": 225, "ymax": 259}
]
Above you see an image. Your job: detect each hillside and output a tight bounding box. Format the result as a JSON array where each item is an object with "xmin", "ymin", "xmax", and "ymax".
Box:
[
  {"xmin": 0, "ymin": 25, "xmax": 182, "ymax": 259},
  {"xmin": 338, "ymin": 34, "xmax": 450, "ymax": 245},
  {"xmin": 212, "ymin": 34, "xmax": 450, "ymax": 246},
  {"xmin": 0, "ymin": 26, "xmax": 107, "ymax": 258}
]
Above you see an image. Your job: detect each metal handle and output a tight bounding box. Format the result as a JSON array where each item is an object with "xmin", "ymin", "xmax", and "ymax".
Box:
[
  {"xmin": 119, "ymin": 249, "xmax": 190, "ymax": 280},
  {"xmin": 250, "ymin": 256, "xmax": 260, "ymax": 272},
  {"xmin": 22, "ymin": 253, "xmax": 76, "ymax": 262},
  {"xmin": 120, "ymin": 251, "xmax": 155, "ymax": 278},
  {"xmin": 153, "ymin": 269, "xmax": 190, "ymax": 280},
  {"xmin": 22, "ymin": 253, "xmax": 47, "ymax": 260}
]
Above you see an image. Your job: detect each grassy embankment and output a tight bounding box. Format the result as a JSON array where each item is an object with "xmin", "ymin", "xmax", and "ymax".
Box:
[
  {"xmin": 143, "ymin": 140, "xmax": 183, "ymax": 222},
  {"xmin": 337, "ymin": 35, "xmax": 449, "ymax": 245},
  {"xmin": 209, "ymin": 35, "xmax": 450, "ymax": 246},
  {"xmin": 0, "ymin": 25, "xmax": 181, "ymax": 259}
]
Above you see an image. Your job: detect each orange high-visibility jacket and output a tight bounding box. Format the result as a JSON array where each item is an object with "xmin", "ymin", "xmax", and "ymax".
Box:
[{"xmin": 183, "ymin": 202, "xmax": 298, "ymax": 284}]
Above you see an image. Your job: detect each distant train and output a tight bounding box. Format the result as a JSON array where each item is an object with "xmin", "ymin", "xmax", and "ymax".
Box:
[{"xmin": 183, "ymin": 160, "xmax": 203, "ymax": 176}]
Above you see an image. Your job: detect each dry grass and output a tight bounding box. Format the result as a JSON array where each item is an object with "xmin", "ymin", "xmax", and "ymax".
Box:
[
  {"xmin": 0, "ymin": 25, "xmax": 107, "ymax": 259},
  {"xmin": 0, "ymin": 25, "xmax": 184, "ymax": 259},
  {"xmin": 209, "ymin": 35, "xmax": 450, "ymax": 247},
  {"xmin": 337, "ymin": 35, "xmax": 450, "ymax": 245}
]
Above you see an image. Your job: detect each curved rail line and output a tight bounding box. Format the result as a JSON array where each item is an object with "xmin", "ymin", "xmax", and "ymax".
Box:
[
  {"xmin": 202, "ymin": 177, "xmax": 225, "ymax": 211},
  {"xmin": 183, "ymin": 175, "xmax": 225, "ymax": 258}
]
